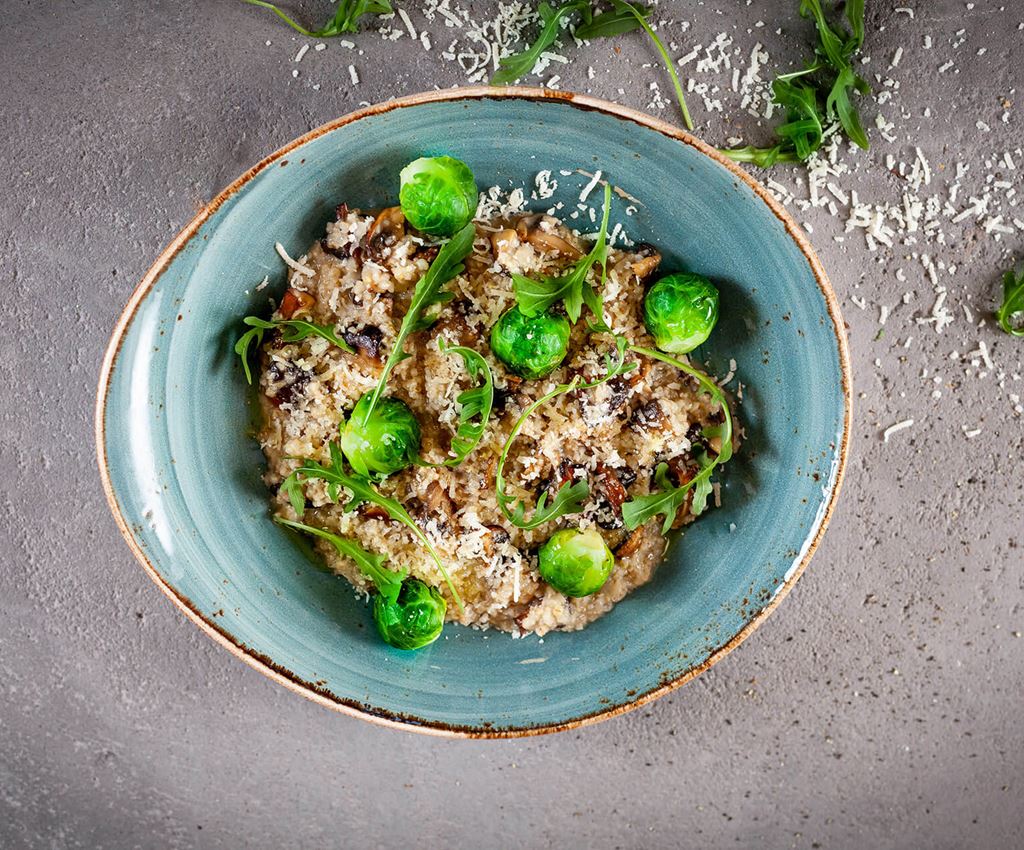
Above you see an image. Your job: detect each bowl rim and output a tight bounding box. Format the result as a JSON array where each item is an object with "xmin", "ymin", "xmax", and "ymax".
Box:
[{"xmin": 95, "ymin": 86, "xmax": 852, "ymax": 739}]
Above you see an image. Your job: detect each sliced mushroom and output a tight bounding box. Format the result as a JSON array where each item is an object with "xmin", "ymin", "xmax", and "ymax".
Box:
[
  {"xmin": 321, "ymin": 237, "xmax": 356, "ymax": 261},
  {"xmin": 627, "ymin": 356, "xmax": 651, "ymax": 388},
  {"xmin": 665, "ymin": 456, "xmax": 696, "ymax": 528},
  {"xmin": 615, "ymin": 528, "xmax": 647, "ymax": 558},
  {"xmin": 265, "ymin": 361, "xmax": 311, "ymax": 407},
  {"xmin": 432, "ymin": 303, "xmax": 479, "ymax": 347},
  {"xmin": 279, "ymin": 288, "xmax": 315, "ymax": 319},
  {"xmin": 630, "ymin": 399, "xmax": 663, "ymax": 431},
  {"xmin": 629, "ymin": 243, "xmax": 662, "ymax": 281},
  {"xmin": 596, "ymin": 463, "xmax": 628, "ymax": 512},
  {"xmin": 358, "ymin": 504, "xmax": 391, "ymax": 521},
  {"xmin": 342, "ymin": 324, "xmax": 384, "ymax": 364},
  {"xmin": 363, "ymin": 206, "xmax": 406, "ymax": 261},
  {"xmin": 490, "ymin": 228, "xmax": 519, "ymax": 256},
  {"xmin": 592, "ymin": 462, "xmax": 633, "ymax": 530},
  {"xmin": 516, "ymin": 214, "xmax": 583, "ymax": 259},
  {"xmin": 482, "ymin": 525, "xmax": 512, "ymax": 559},
  {"xmin": 424, "ymin": 481, "xmax": 455, "ymax": 525}
]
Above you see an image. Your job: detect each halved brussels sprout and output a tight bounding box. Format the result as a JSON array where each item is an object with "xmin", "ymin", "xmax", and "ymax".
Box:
[
  {"xmin": 490, "ymin": 305, "xmax": 571, "ymax": 381},
  {"xmin": 373, "ymin": 577, "xmax": 446, "ymax": 650},
  {"xmin": 643, "ymin": 272, "xmax": 720, "ymax": 354},
  {"xmin": 538, "ymin": 527, "xmax": 615, "ymax": 597},
  {"xmin": 340, "ymin": 392, "xmax": 421, "ymax": 478},
  {"xmin": 399, "ymin": 156, "xmax": 478, "ymax": 237}
]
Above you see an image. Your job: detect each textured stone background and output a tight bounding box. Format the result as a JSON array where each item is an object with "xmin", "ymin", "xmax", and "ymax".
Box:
[{"xmin": 2, "ymin": 1, "xmax": 1022, "ymax": 848}]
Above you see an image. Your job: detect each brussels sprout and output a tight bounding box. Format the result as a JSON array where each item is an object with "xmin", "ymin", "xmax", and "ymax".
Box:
[
  {"xmin": 399, "ymin": 156, "xmax": 478, "ymax": 237},
  {"xmin": 538, "ymin": 527, "xmax": 615, "ymax": 597},
  {"xmin": 643, "ymin": 272, "xmax": 720, "ymax": 354},
  {"xmin": 373, "ymin": 577, "xmax": 446, "ymax": 650},
  {"xmin": 490, "ymin": 305, "xmax": 571, "ymax": 381},
  {"xmin": 340, "ymin": 392, "xmax": 421, "ymax": 478}
]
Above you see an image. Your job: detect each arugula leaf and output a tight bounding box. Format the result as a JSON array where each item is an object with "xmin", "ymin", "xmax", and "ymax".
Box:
[
  {"xmin": 490, "ymin": 2, "xmax": 588, "ymax": 86},
  {"xmin": 799, "ymin": 0, "xmax": 847, "ymax": 67},
  {"xmin": 280, "ymin": 471, "xmax": 307, "ymax": 515},
  {"xmin": 773, "ymin": 76, "xmax": 824, "ymax": 160},
  {"xmin": 235, "ymin": 316, "xmax": 354, "ymax": 385},
  {"xmin": 513, "ymin": 183, "xmax": 612, "ymax": 325},
  {"xmin": 243, "ymin": 0, "xmax": 393, "ymax": 37},
  {"xmin": 490, "ymin": 2, "xmax": 692, "ymax": 129},
  {"xmin": 720, "ymin": 0, "xmax": 869, "ymax": 166},
  {"xmin": 997, "ymin": 266, "xmax": 1024, "ymax": 337},
  {"xmin": 575, "ymin": 3, "xmax": 649, "ymax": 39},
  {"xmin": 283, "ymin": 442, "xmax": 464, "ymax": 612},
  {"xmin": 620, "ymin": 463, "xmax": 688, "ymax": 534},
  {"xmin": 495, "ymin": 335, "xmax": 636, "ymax": 530},
  {"xmin": 360, "ymin": 223, "xmax": 476, "ymax": 422},
  {"xmin": 826, "ymin": 64, "xmax": 870, "ymax": 149},
  {"xmin": 843, "ymin": 0, "xmax": 866, "ymax": 52},
  {"xmin": 422, "ymin": 340, "xmax": 494, "ymax": 468},
  {"xmin": 688, "ymin": 447, "xmax": 716, "ymax": 515},
  {"xmin": 275, "ymin": 516, "xmax": 406, "ymax": 604},
  {"xmin": 620, "ymin": 345, "xmax": 734, "ymax": 531}
]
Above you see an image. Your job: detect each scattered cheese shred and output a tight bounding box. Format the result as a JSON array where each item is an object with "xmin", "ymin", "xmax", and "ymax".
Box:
[
  {"xmin": 882, "ymin": 419, "xmax": 915, "ymax": 443},
  {"xmin": 275, "ymin": 242, "xmax": 315, "ymax": 277}
]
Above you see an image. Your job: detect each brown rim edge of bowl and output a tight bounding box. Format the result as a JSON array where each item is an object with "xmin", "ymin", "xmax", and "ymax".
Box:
[{"xmin": 95, "ymin": 86, "xmax": 853, "ymax": 740}]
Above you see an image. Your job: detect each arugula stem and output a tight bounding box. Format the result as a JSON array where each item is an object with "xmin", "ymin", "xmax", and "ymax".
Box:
[
  {"xmin": 419, "ymin": 340, "xmax": 494, "ymax": 468},
  {"xmin": 288, "ymin": 448, "xmax": 466, "ymax": 614},
  {"xmin": 621, "ymin": 3, "xmax": 693, "ymax": 131},
  {"xmin": 719, "ymin": 145, "xmax": 801, "ymax": 167},
  {"xmin": 495, "ymin": 337, "xmax": 635, "ymax": 529},
  {"xmin": 275, "ymin": 516, "xmax": 406, "ymax": 602},
  {"xmin": 620, "ymin": 346, "xmax": 733, "ymax": 530},
  {"xmin": 628, "ymin": 346, "xmax": 732, "ymax": 460},
  {"xmin": 361, "ymin": 223, "xmax": 475, "ymax": 424},
  {"xmin": 242, "ymin": 0, "xmax": 317, "ymax": 36}
]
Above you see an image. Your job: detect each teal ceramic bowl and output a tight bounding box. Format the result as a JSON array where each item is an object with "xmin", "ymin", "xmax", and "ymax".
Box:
[{"xmin": 97, "ymin": 88, "xmax": 851, "ymax": 737}]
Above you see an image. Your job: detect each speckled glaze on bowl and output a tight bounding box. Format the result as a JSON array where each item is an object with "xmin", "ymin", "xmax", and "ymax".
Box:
[{"xmin": 96, "ymin": 88, "xmax": 851, "ymax": 737}]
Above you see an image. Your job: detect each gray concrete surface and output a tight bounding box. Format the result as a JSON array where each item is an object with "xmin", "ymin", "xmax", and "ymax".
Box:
[{"xmin": 2, "ymin": 1, "xmax": 1022, "ymax": 847}]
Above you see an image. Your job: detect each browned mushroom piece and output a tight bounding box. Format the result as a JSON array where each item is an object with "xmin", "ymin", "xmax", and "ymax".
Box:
[
  {"xmin": 630, "ymin": 399, "xmax": 663, "ymax": 431},
  {"xmin": 279, "ymin": 288, "xmax": 316, "ymax": 319},
  {"xmin": 665, "ymin": 456, "xmax": 696, "ymax": 528},
  {"xmin": 546, "ymin": 459, "xmax": 586, "ymax": 497},
  {"xmin": 320, "ymin": 238, "xmax": 352, "ymax": 261},
  {"xmin": 432, "ymin": 303, "xmax": 480, "ymax": 347},
  {"xmin": 627, "ymin": 355, "xmax": 651, "ymax": 388},
  {"xmin": 265, "ymin": 362, "xmax": 312, "ymax": 408},
  {"xmin": 489, "ymin": 228, "xmax": 519, "ymax": 257},
  {"xmin": 615, "ymin": 528, "xmax": 647, "ymax": 558},
  {"xmin": 362, "ymin": 206, "xmax": 407, "ymax": 260},
  {"xmin": 415, "ymin": 244, "xmax": 440, "ymax": 264},
  {"xmin": 603, "ymin": 376, "xmax": 630, "ymax": 416},
  {"xmin": 358, "ymin": 504, "xmax": 391, "ymax": 521},
  {"xmin": 423, "ymin": 481, "xmax": 455, "ymax": 525},
  {"xmin": 342, "ymin": 325, "xmax": 384, "ymax": 364},
  {"xmin": 595, "ymin": 462, "xmax": 628, "ymax": 513},
  {"xmin": 629, "ymin": 243, "xmax": 662, "ymax": 281},
  {"xmin": 482, "ymin": 525, "xmax": 512, "ymax": 559},
  {"xmin": 592, "ymin": 462, "xmax": 632, "ymax": 530},
  {"xmin": 515, "ymin": 214, "xmax": 583, "ymax": 259}
]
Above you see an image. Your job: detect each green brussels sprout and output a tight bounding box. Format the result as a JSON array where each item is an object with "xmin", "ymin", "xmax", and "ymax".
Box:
[
  {"xmin": 643, "ymin": 272, "xmax": 720, "ymax": 354},
  {"xmin": 538, "ymin": 527, "xmax": 615, "ymax": 597},
  {"xmin": 340, "ymin": 392, "xmax": 422, "ymax": 478},
  {"xmin": 373, "ymin": 578, "xmax": 446, "ymax": 650},
  {"xmin": 490, "ymin": 306, "xmax": 571, "ymax": 381},
  {"xmin": 399, "ymin": 156, "xmax": 478, "ymax": 237}
]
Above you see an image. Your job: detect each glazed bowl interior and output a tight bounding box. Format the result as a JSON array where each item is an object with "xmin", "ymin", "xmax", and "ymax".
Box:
[{"xmin": 98, "ymin": 89, "xmax": 849, "ymax": 736}]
